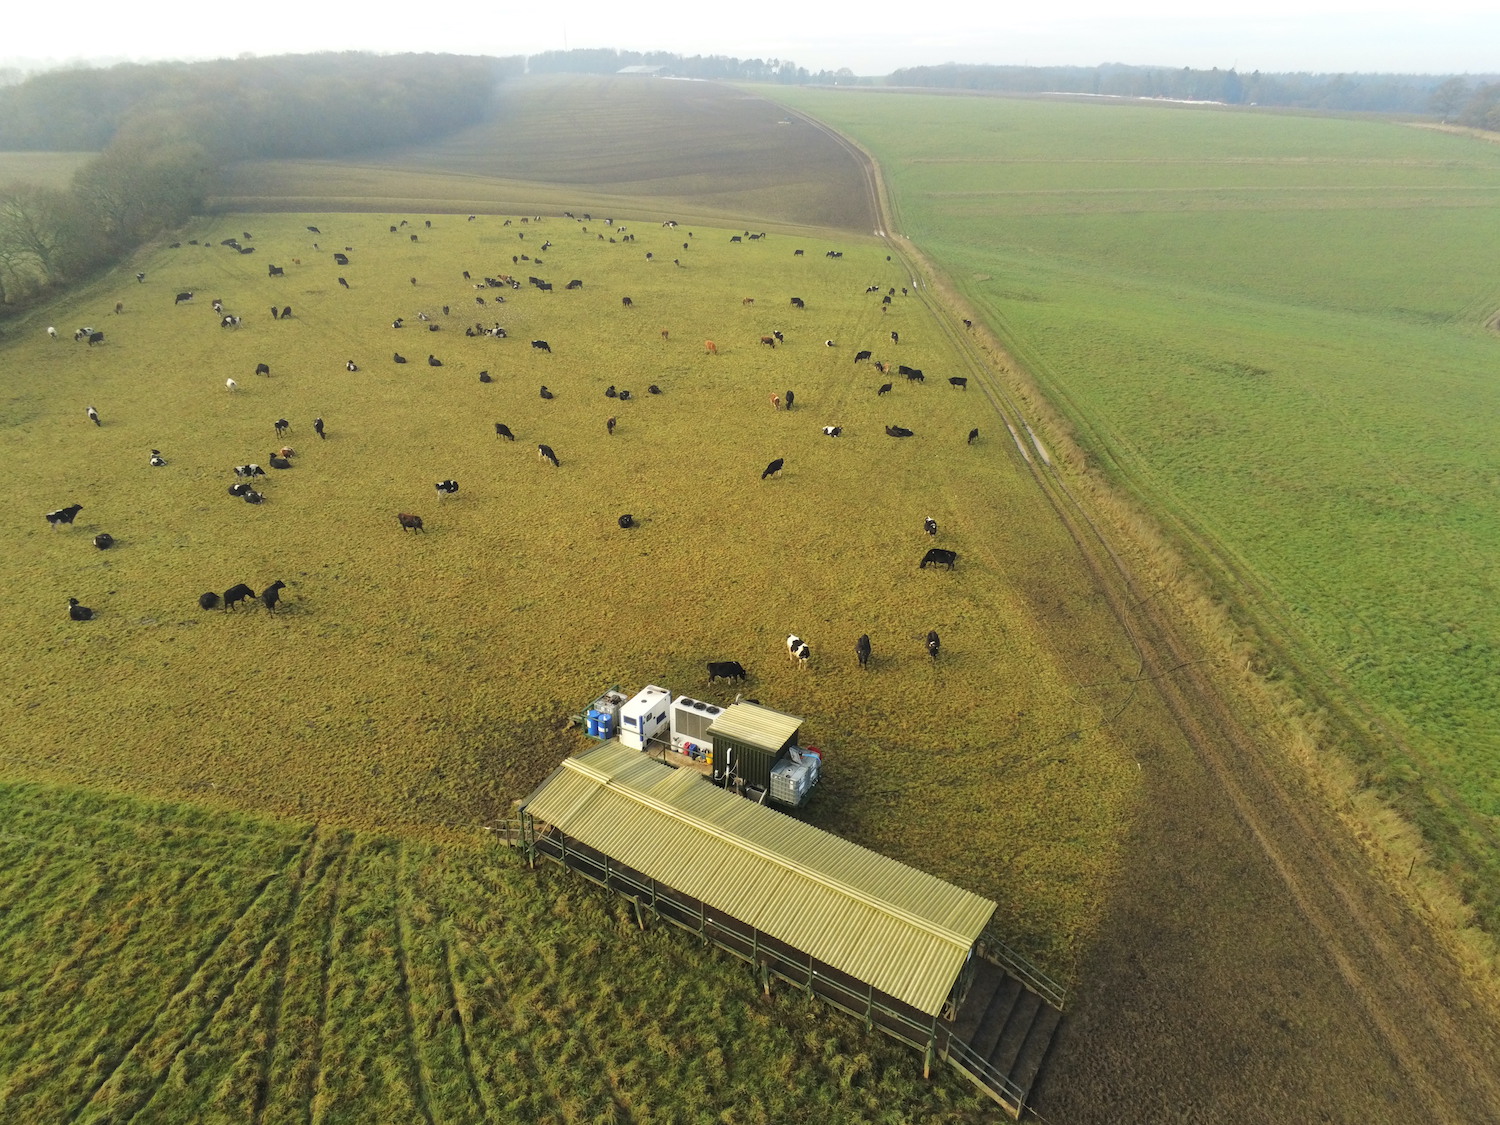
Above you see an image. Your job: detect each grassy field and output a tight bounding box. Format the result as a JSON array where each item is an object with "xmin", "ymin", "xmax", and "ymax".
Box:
[
  {"xmin": 765, "ymin": 87, "xmax": 1500, "ymax": 927},
  {"xmin": 0, "ymin": 779, "xmax": 1003, "ymax": 1123},
  {"xmin": 216, "ymin": 76, "xmax": 877, "ymax": 234},
  {"xmin": 0, "ymin": 150, "xmax": 94, "ymax": 187}
]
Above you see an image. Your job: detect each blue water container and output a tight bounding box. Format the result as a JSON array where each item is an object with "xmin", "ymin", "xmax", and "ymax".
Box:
[
  {"xmin": 585, "ymin": 710, "xmax": 600, "ymax": 737},
  {"xmin": 596, "ymin": 711, "xmax": 614, "ymax": 738}
]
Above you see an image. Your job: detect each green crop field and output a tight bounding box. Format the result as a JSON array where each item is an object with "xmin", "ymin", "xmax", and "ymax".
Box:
[
  {"xmin": 0, "ymin": 150, "xmax": 94, "ymax": 188},
  {"xmin": 766, "ymin": 86, "xmax": 1500, "ymax": 925},
  {"xmin": 0, "ymin": 192, "xmax": 1167, "ymax": 1117}
]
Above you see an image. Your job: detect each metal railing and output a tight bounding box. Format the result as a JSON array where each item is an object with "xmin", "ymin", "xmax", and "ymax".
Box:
[{"xmin": 510, "ymin": 825, "xmax": 1033, "ymax": 1115}]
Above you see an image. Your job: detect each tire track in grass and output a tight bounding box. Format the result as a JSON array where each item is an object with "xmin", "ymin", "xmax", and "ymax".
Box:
[
  {"xmin": 115, "ymin": 827, "xmax": 319, "ymax": 1125},
  {"xmin": 393, "ymin": 843, "xmax": 437, "ymax": 1125},
  {"xmin": 61, "ymin": 862, "xmax": 294, "ymax": 1124},
  {"xmin": 440, "ymin": 934, "xmax": 492, "ymax": 1119},
  {"xmin": 305, "ymin": 835, "xmax": 352, "ymax": 1125},
  {"xmin": 251, "ymin": 826, "xmax": 338, "ymax": 1125}
]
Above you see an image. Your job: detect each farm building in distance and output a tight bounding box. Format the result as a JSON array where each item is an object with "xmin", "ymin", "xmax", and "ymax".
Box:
[{"xmin": 502, "ymin": 740, "xmax": 1064, "ymax": 1116}]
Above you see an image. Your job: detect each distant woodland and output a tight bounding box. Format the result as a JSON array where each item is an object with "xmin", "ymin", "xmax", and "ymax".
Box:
[{"xmin": 886, "ymin": 63, "xmax": 1500, "ymax": 124}]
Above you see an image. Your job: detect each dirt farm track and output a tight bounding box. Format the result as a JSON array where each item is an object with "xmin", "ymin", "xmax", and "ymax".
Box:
[{"xmin": 782, "ymin": 109, "xmax": 1500, "ymax": 1121}]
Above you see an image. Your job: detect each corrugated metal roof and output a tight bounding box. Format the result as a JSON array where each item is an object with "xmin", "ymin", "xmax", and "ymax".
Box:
[
  {"xmin": 706, "ymin": 701, "xmax": 803, "ymax": 753},
  {"xmin": 523, "ymin": 742, "xmax": 995, "ymax": 1016}
]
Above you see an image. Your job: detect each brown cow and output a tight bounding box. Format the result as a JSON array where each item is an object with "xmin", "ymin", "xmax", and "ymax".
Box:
[
  {"xmin": 770, "ymin": 394, "xmax": 781, "ymax": 411},
  {"xmin": 705, "ymin": 340, "xmax": 717, "ymax": 354},
  {"xmin": 760, "ymin": 336, "xmax": 776, "ymax": 347},
  {"xmin": 397, "ymin": 513, "xmax": 425, "ymax": 532}
]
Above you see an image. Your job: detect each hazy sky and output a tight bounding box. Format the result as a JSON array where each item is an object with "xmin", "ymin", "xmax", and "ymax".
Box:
[{"xmin": 6, "ymin": 0, "xmax": 1496, "ymax": 76}]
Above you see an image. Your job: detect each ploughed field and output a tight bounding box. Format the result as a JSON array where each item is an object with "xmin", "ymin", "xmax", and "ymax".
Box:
[{"xmin": 768, "ymin": 86, "xmax": 1500, "ymax": 930}]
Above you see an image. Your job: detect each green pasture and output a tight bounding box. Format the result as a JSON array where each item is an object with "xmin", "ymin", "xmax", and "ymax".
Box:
[
  {"xmin": 0, "ymin": 780, "xmax": 997, "ymax": 1123},
  {"xmin": 0, "ymin": 150, "xmax": 94, "ymax": 188},
  {"xmin": 767, "ymin": 88, "xmax": 1500, "ymax": 914},
  {"xmin": 1, "ymin": 208, "xmax": 1148, "ymax": 974}
]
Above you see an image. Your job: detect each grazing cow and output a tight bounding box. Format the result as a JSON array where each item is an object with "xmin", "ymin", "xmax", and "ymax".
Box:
[
  {"xmin": 270, "ymin": 305, "xmax": 279, "ymax": 320},
  {"xmin": 114, "ymin": 302, "xmax": 123, "ymax": 314},
  {"xmin": 886, "ymin": 425, "xmax": 915, "ymax": 438},
  {"xmin": 268, "ymin": 265, "xmax": 284, "ymax": 277},
  {"xmin": 46, "ymin": 507, "xmax": 83, "ymax": 534},
  {"xmin": 345, "ymin": 361, "xmax": 358, "ymax": 372},
  {"xmin": 760, "ymin": 336, "xmax": 776, "ymax": 347},
  {"xmin": 281, "ymin": 307, "xmax": 292, "ymax": 319},
  {"xmin": 199, "ymin": 591, "xmax": 221, "ymax": 610},
  {"xmin": 394, "ymin": 353, "xmax": 407, "ymax": 364},
  {"xmin": 927, "ymin": 630, "xmax": 941, "ymax": 660},
  {"xmin": 770, "ymin": 394, "xmax": 780, "ymax": 411},
  {"xmin": 566, "ymin": 279, "xmax": 583, "ymax": 289},
  {"xmin": 822, "ymin": 425, "xmax": 842, "ymax": 436},
  {"xmin": 854, "ymin": 350, "xmax": 872, "ymax": 363},
  {"xmin": 411, "ymin": 277, "xmax": 418, "ymax": 286},
  {"xmin": 773, "ymin": 330, "xmax": 784, "ymax": 343},
  {"xmin": 793, "ymin": 249, "xmax": 804, "ymax": 256},
  {"xmin": 531, "ymin": 340, "xmax": 551, "ymax": 352},
  {"xmin": 539, "ymin": 386, "xmax": 554, "ymax": 400},
  {"xmin": 149, "ymin": 449, "xmax": 166, "ymax": 467},
  {"xmin": 606, "ymin": 416, "xmax": 616, "ymax": 435},
  {"xmin": 905, "ymin": 368, "xmax": 925, "ymax": 383},
  {"xmin": 479, "ymin": 372, "xmax": 493, "ymax": 383},
  {"xmin": 136, "ymin": 272, "xmax": 145, "ymax": 283},
  {"xmin": 87, "ymin": 405, "xmax": 100, "ymax": 425},
  {"xmin": 730, "ymin": 235, "xmax": 742, "ymax": 243},
  {"xmin": 306, "ymin": 225, "xmax": 320, "ymax": 234},
  {"xmin": 878, "ymin": 383, "xmax": 893, "ymax": 396},
  {"xmin": 618, "ymin": 389, "xmax": 632, "ymax": 401},
  {"xmin": 220, "ymin": 316, "xmax": 241, "ymax": 328},
  {"xmin": 742, "ymin": 297, "xmax": 754, "ymax": 306},
  {"xmin": 891, "ymin": 331, "xmax": 900, "ymax": 344},
  {"xmin": 175, "ymin": 292, "xmax": 193, "ymax": 304},
  {"xmin": 963, "ymin": 319, "xmax": 973, "ymax": 330},
  {"xmin": 255, "ymin": 363, "xmax": 271, "ymax": 376},
  {"xmin": 605, "ymin": 386, "xmax": 617, "ymax": 398},
  {"xmin": 784, "ymin": 390, "xmax": 794, "ymax": 410},
  {"xmin": 790, "ymin": 297, "xmax": 805, "ymax": 308},
  {"xmin": 338, "ymin": 277, "xmax": 349, "ymax": 289},
  {"xmin": 621, "ymin": 296, "xmax": 633, "ymax": 307},
  {"xmin": 538, "ymin": 444, "xmax": 560, "ymax": 467},
  {"xmin": 333, "ymin": 252, "xmax": 349, "ymax": 265},
  {"xmin": 262, "ymin": 580, "xmax": 287, "ymax": 613},
  {"xmin": 618, "ymin": 513, "xmax": 634, "ymax": 529},
  {"xmin": 924, "ymin": 517, "xmax": 938, "ymax": 536},
  {"xmin": 705, "ymin": 340, "xmax": 717, "ymax": 354},
  {"xmin": 315, "ymin": 417, "xmax": 326, "ymax": 439},
  {"xmin": 494, "ymin": 423, "xmax": 514, "ymax": 440},
  {"xmin": 660, "ymin": 329, "xmax": 669, "ymax": 339},
  {"xmin": 435, "ymin": 479, "xmax": 459, "ymax": 499},
  {"xmin": 93, "ymin": 532, "xmax": 114, "ymax": 549},
  {"xmin": 949, "ymin": 377, "xmax": 968, "ymax": 390},
  {"xmin": 47, "ymin": 326, "xmax": 57, "ymax": 339},
  {"xmin": 921, "ymin": 548, "xmax": 958, "ymax": 570},
  {"xmin": 706, "ymin": 660, "xmax": 747, "ymax": 683},
  {"xmin": 536, "ymin": 281, "xmax": 551, "ymax": 292},
  {"xmin": 856, "ymin": 634, "xmax": 871, "ymax": 668},
  {"xmin": 968, "ymin": 428, "xmax": 979, "ymax": 445},
  {"xmin": 87, "ymin": 331, "xmax": 104, "ymax": 346},
  {"xmin": 397, "ymin": 513, "xmax": 425, "ymax": 532},
  {"xmin": 68, "ymin": 597, "xmax": 94, "ymax": 621},
  {"xmin": 274, "ymin": 418, "xmax": 289, "ymax": 436},
  {"xmin": 761, "ymin": 457, "xmax": 784, "ymax": 480},
  {"xmin": 428, "ymin": 355, "xmax": 442, "ymax": 367},
  {"xmin": 213, "ymin": 299, "xmax": 225, "ymax": 314},
  {"xmin": 223, "ymin": 583, "xmax": 257, "ymax": 610}
]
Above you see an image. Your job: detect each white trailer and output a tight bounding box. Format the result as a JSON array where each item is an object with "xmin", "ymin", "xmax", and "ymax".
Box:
[{"xmin": 618, "ymin": 684, "xmax": 671, "ymax": 751}]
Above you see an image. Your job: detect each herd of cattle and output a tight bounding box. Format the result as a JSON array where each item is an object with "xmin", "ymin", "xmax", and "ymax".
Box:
[{"xmin": 45, "ymin": 212, "xmax": 984, "ymax": 682}]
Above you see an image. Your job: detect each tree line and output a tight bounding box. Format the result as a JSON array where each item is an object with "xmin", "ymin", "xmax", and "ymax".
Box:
[
  {"xmin": 885, "ymin": 63, "xmax": 1500, "ymax": 122},
  {"xmin": 0, "ymin": 52, "xmax": 519, "ymax": 309}
]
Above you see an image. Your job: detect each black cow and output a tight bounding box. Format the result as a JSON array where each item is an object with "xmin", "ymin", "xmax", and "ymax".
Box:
[
  {"xmin": 949, "ymin": 377, "xmax": 968, "ymax": 390},
  {"xmin": 315, "ymin": 418, "xmax": 326, "ymax": 439},
  {"xmin": 255, "ymin": 363, "xmax": 271, "ymax": 376},
  {"xmin": 761, "ymin": 457, "xmax": 784, "ymax": 480},
  {"xmin": 46, "ymin": 503, "xmax": 83, "ymax": 528},
  {"xmin": 262, "ymin": 580, "xmax": 287, "ymax": 612},
  {"xmin": 223, "ymin": 582, "xmax": 257, "ymax": 610},
  {"xmin": 854, "ymin": 350, "xmax": 872, "ymax": 363},
  {"xmin": 274, "ymin": 418, "xmax": 289, "ymax": 436},
  {"xmin": 397, "ymin": 513, "xmax": 424, "ymax": 532},
  {"xmin": 790, "ymin": 297, "xmax": 805, "ymax": 308},
  {"xmin": 921, "ymin": 548, "xmax": 958, "ymax": 570},
  {"xmin": 886, "ymin": 425, "xmax": 915, "ymax": 438},
  {"xmin": 495, "ymin": 423, "xmax": 515, "ymax": 441},
  {"xmin": 85, "ymin": 331, "xmax": 104, "ymax": 346},
  {"xmin": 707, "ymin": 660, "xmax": 747, "ymax": 683},
  {"xmin": 968, "ymin": 428, "xmax": 979, "ymax": 444},
  {"xmin": 93, "ymin": 532, "xmax": 115, "ymax": 549},
  {"xmin": 648, "ymin": 384, "xmax": 662, "ymax": 395},
  {"xmin": 538, "ymin": 444, "xmax": 560, "ymax": 467},
  {"xmin": 531, "ymin": 340, "xmax": 551, "ymax": 352},
  {"xmin": 333, "ymin": 252, "xmax": 349, "ymax": 265},
  {"xmin": 730, "ymin": 235, "xmax": 742, "ymax": 243},
  {"xmin": 878, "ymin": 383, "xmax": 893, "ymax": 396},
  {"xmin": 618, "ymin": 514, "xmax": 634, "ymax": 529},
  {"xmin": 539, "ymin": 386, "xmax": 554, "ymax": 400},
  {"xmin": 784, "ymin": 390, "xmax": 794, "ymax": 410},
  {"xmin": 268, "ymin": 265, "xmax": 284, "ymax": 277},
  {"xmin": 856, "ymin": 634, "xmax": 871, "ymax": 668},
  {"xmin": 566, "ymin": 279, "xmax": 583, "ymax": 289},
  {"xmin": 306, "ymin": 225, "xmax": 321, "ymax": 233},
  {"xmin": 174, "ymin": 292, "xmax": 193, "ymax": 304},
  {"xmin": 281, "ymin": 307, "xmax": 292, "ymax": 319},
  {"xmin": 199, "ymin": 591, "xmax": 221, "ymax": 610},
  {"xmin": 394, "ymin": 353, "xmax": 407, "ymax": 363},
  {"xmin": 337, "ymin": 277, "xmax": 349, "ymax": 289},
  {"xmin": 479, "ymin": 372, "xmax": 493, "ymax": 383},
  {"xmin": 621, "ymin": 296, "xmax": 633, "ymax": 307},
  {"xmin": 428, "ymin": 355, "xmax": 442, "ymax": 367},
  {"xmin": 891, "ymin": 331, "xmax": 900, "ymax": 344},
  {"xmin": 927, "ymin": 631, "xmax": 941, "ymax": 660}
]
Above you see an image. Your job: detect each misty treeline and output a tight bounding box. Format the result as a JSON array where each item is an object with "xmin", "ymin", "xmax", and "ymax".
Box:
[
  {"xmin": 524, "ymin": 49, "xmax": 857, "ymax": 85},
  {"xmin": 0, "ymin": 52, "xmax": 516, "ymax": 307},
  {"xmin": 886, "ymin": 63, "xmax": 1500, "ymax": 122}
]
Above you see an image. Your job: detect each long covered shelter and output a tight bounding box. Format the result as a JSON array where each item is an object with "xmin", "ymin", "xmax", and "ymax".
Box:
[{"xmin": 517, "ymin": 740, "xmax": 996, "ymax": 1017}]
